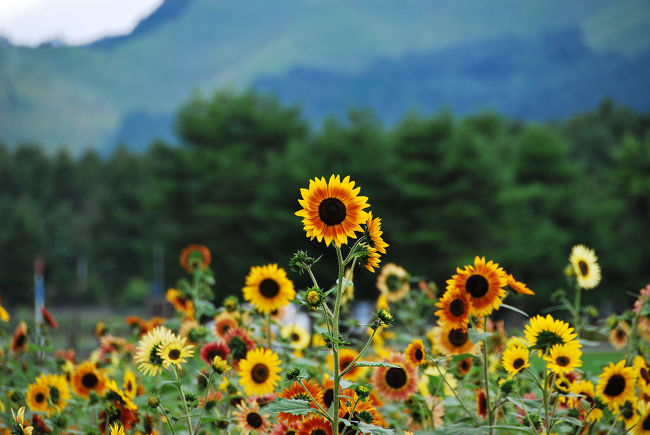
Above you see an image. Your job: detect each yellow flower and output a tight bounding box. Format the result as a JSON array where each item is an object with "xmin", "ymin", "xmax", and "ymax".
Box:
[
  {"xmin": 596, "ymin": 359, "xmax": 636, "ymax": 410},
  {"xmin": 71, "ymin": 361, "xmax": 107, "ymax": 399},
  {"xmin": 34, "ymin": 373, "xmax": 71, "ymax": 415},
  {"xmin": 237, "ymin": 347, "xmax": 282, "ymax": 396},
  {"xmin": 295, "ymin": 174, "xmax": 370, "ymax": 246},
  {"xmin": 158, "ymin": 337, "xmax": 194, "ymax": 369},
  {"xmin": 280, "ymin": 324, "xmax": 310, "ymax": 351},
  {"xmin": 524, "ymin": 314, "xmax": 577, "ymax": 355},
  {"xmin": 109, "ymin": 422, "xmax": 125, "ymax": 435},
  {"xmin": 12, "ymin": 407, "xmax": 33, "ymax": 435},
  {"xmin": 133, "ymin": 326, "xmax": 176, "ymax": 376},
  {"xmin": 211, "ymin": 356, "xmax": 232, "ymax": 375},
  {"xmin": 365, "ymin": 211, "xmax": 388, "ymax": 254},
  {"xmin": 404, "ymin": 339, "xmax": 426, "ymax": 366},
  {"xmin": 26, "ymin": 382, "xmax": 50, "ymax": 413},
  {"xmin": 431, "ymin": 326, "xmax": 480, "ymax": 356},
  {"xmin": 0, "ymin": 296, "xmax": 9, "ymax": 322},
  {"xmin": 446, "ymin": 256, "xmax": 508, "ymax": 317},
  {"xmin": 123, "ymin": 370, "xmax": 137, "ymax": 399},
  {"xmin": 359, "ymin": 243, "xmax": 381, "ymax": 272},
  {"xmin": 242, "ymin": 264, "xmax": 295, "ymax": 315},
  {"xmin": 502, "ymin": 344, "xmax": 530, "ymax": 376},
  {"xmin": 569, "ymin": 244, "xmax": 601, "ymax": 289},
  {"xmin": 633, "ymin": 400, "xmax": 650, "ymax": 435},
  {"xmin": 435, "ymin": 287, "xmax": 471, "ymax": 330},
  {"xmin": 545, "ymin": 342, "xmax": 582, "ymax": 375},
  {"xmin": 376, "ymin": 263, "xmax": 410, "ymax": 302}
]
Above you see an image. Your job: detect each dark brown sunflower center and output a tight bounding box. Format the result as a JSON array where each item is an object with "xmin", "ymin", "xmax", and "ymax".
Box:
[
  {"xmin": 246, "ymin": 412, "xmax": 263, "ymax": 428},
  {"xmin": 414, "ymin": 348, "xmax": 424, "ymax": 361},
  {"xmin": 558, "ymin": 380, "xmax": 569, "ymax": 391},
  {"xmin": 323, "ymin": 388, "xmax": 334, "ymax": 409},
  {"xmin": 466, "ymin": 274, "xmax": 489, "ymax": 298},
  {"xmin": 603, "ymin": 374, "xmax": 625, "ymax": 397},
  {"xmin": 460, "ymin": 359, "xmax": 471, "ymax": 371},
  {"xmin": 81, "ymin": 373, "xmax": 99, "ymax": 389},
  {"xmin": 341, "ymin": 358, "xmax": 353, "ymax": 372},
  {"xmin": 385, "ymin": 367, "xmax": 407, "ymax": 389},
  {"xmin": 449, "ymin": 329, "xmax": 469, "ymax": 347},
  {"xmin": 15, "ymin": 334, "xmax": 26, "ymax": 347},
  {"xmin": 556, "ymin": 356, "xmax": 570, "ymax": 366},
  {"xmin": 641, "ymin": 367, "xmax": 650, "ymax": 384},
  {"xmin": 259, "ymin": 279, "xmax": 280, "ymax": 298},
  {"xmin": 478, "ymin": 393, "xmax": 487, "ymax": 413},
  {"xmin": 287, "ymin": 432, "xmax": 296, "ymax": 435},
  {"xmin": 578, "ymin": 260, "xmax": 589, "ymax": 276},
  {"xmin": 293, "ymin": 393, "xmax": 310, "ymax": 401},
  {"xmin": 513, "ymin": 358, "xmax": 525, "ymax": 370},
  {"xmin": 127, "ymin": 381, "xmax": 133, "ymax": 392},
  {"xmin": 318, "ymin": 197, "xmax": 347, "ymax": 226},
  {"xmin": 252, "ymin": 363, "xmax": 270, "ymax": 383},
  {"xmin": 291, "ymin": 333, "xmax": 300, "ymax": 342},
  {"xmin": 643, "ymin": 414, "xmax": 650, "ymax": 430},
  {"xmin": 449, "ymin": 298, "xmax": 466, "ymax": 317},
  {"xmin": 35, "ymin": 392, "xmax": 45, "ymax": 403},
  {"xmin": 312, "ymin": 430, "xmax": 327, "ymax": 435},
  {"xmin": 615, "ymin": 329, "xmax": 625, "ymax": 340},
  {"xmin": 168, "ymin": 348, "xmax": 181, "ymax": 360}
]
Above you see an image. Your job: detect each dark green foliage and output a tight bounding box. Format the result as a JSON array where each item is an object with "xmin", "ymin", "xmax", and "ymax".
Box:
[{"xmin": 0, "ymin": 91, "xmax": 648, "ymax": 312}]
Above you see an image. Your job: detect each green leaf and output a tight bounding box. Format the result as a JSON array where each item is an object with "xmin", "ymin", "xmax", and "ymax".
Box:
[
  {"xmin": 264, "ymin": 398, "xmax": 313, "ymax": 415},
  {"xmin": 500, "ymin": 303, "xmax": 529, "ymax": 317},
  {"xmin": 357, "ymin": 422, "xmax": 396, "ymax": 434},
  {"xmin": 467, "ymin": 329, "xmax": 492, "ymax": 343},
  {"xmin": 353, "ymin": 361, "xmax": 400, "ymax": 368}
]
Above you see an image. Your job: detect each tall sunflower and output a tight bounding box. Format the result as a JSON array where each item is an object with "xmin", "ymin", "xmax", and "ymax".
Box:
[
  {"xmin": 435, "ymin": 287, "xmax": 471, "ymax": 329},
  {"xmin": 523, "ymin": 314, "xmax": 577, "ymax": 355},
  {"xmin": 238, "ymin": 348, "xmax": 282, "ymax": 396},
  {"xmin": 372, "ymin": 353, "xmax": 419, "ymax": 402},
  {"xmin": 133, "ymin": 326, "xmax": 176, "ymax": 376},
  {"xmin": 569, "ymin": 244, "xmax": 601, "ymax": 289},
  {"xmin": 446, "ymin": 256, "xmax": 507, "ymax": 317},
  {"xmin": 179, "ymin": 244, "xmax": 211, "ymax": 273},
  {"xmin": 243, "ymin": 264, "xmax": 295, "ymax": 314},
  {"xmin": 71, "ymin": 361, "xmax": 107, "ymax": 399},
  {"xmin": 158, "ymin": 336, "xmax": 194, "ymax": 369},
  {"xmin": 502, "ymin": 345, "xmax": 529, "ymax": 376},
  {"xmin": 365, "ymin": 211, "xmax": 388, "ymax": 254},
  {"xmin": 596, "ymin": 360, "xmax": 636, "ymax": 410},
  {"xmin": 35, "ymin": 373, "xmax": 71, "ymax": 415},
  {"xmin": 295, "ymin": 174, "xmax": 370, "ymax": 247}
]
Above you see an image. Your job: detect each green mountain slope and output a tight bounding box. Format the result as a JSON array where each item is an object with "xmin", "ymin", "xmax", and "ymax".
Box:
[{"xmin": 0, "ymin": 0, "xmax": 649, "ymax": 152}]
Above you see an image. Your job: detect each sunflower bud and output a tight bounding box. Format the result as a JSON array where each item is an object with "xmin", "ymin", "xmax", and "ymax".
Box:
[
  {"xmin": 353, "ymin": 384, "xmax": 371, "ymax": 401},
  {"xmin": 376, "ymin": 309, "xmax": 393, "ymax": 326},
  {"xmin": 286, "ymin": 368, "xmax": 301, "ymax": 381},
  {"xmin": 358, "ymin": 410, "xmax": 374, "ymax": 424},
  {"xmin": 498, "ymin": 378, "xmax": 514, "ymax": 395},
  {"xmin": 148, "ymin": 395, "xmax": 161, "ymax": 409},
  {"xmin": 305, "ymin": 288, "xmax": 323, "ymax": 308},
  {"xmin": 52, "ymin": 414, "xmax": 68, "ymax": 428},
  {"xmin": 289, "ymin": 250, "xmax": 317, "ymax": 275},
  {"xmin": 223, "ymin": 296, "xmax": 238, "ymax": 312},
  {"xmin": 211, "ymin": 356, "xmax": 231, "ymax": 375}
]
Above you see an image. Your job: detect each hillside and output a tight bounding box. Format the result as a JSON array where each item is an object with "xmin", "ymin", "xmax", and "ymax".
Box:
[{"xmin": 0, "ymin": 0, "xmax": 649, "ymax": 152}]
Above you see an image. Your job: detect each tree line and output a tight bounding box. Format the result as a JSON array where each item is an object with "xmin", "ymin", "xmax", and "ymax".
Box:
[{"xmin": 1, "ymin": 91, "xmax": 649, "ymax": 313}]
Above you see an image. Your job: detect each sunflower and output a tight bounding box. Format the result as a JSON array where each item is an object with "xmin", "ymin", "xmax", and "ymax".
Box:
[
  {"xmin": 297, "ymin": 416, "xmax": 332, "ymax": 435},
  {"xmin": 327, "ymin": 348, "xmax": 366, "ymax": 381},
  {"xmin": 376, "ymin": 263, "xmax": 410, "ymax": 302},
  {"xmin": 446, "ymin": 256, "xmax": 507, "ymax": 317},
  {"xmin": 109, "ymin": 423, "xmax": 125, "ymax": 435},
  {"xmin": 123, "ymin": 371, "xmax": 137, "ymax": 399},
  {"xmin": 158, "ymin": 336, "xmax": 194, "ymax": 369},
  {"xmin": 365, "ymin": 211, "xmax": 388, "ymax": 254},
  {"xmin": 214, "ymin": 312, "xmax": 238, "ymax": 338},
  {"xmin": 373, "ymin": 353, "xmax": 419, "ymax": 402},
  {"xmin": 238, "ymin": 347, "xmax": 282, "ymax": 396},
  {"xmin": 635, "ymin": 356, "xmax": 650, "ymax": 390},
  {"xmin": 609, "ymin": 321, "xmax": 630, "ymax": 350},
  {"xmin": 618, "ymin": 399, "xmax": 639, "ymax": 430},
  {"xmin": 165, "ymin": 288, "xmax": 194, "ymax": 319},
  {"xmin": 569, "ymin": 380, "xmax": 603, "ymax": 422},
  {"xmin": 225, "ymin": 327, "xmax": 256, "ymax": 363},
  {"xmin": 596, "ymin": 359, "xmax": 636, "ymax": 410},
  {"xmin": 569, "ymin": 244, "xmax": 601, "ymax": 289},
  {"xmin": 506, "ymin": 274, "xmax": 535, "ymax": 295},
  {"xmin": 243, "ymin": 264, "xmax": 295, "ymax": 315},
  {"xmin": 545, "ymin": 342, "xmax": 582, "ymax": 375},
  {"xmin": 476, "ymin": 390, "xmax": 488, "ymax": 419},
  {"xmin": 200, "ymin": 341, "xmax": 230, "ymax": 366},
  {"xmin": 278, "ymin": 379, "xmax": 324, "ymax": 425},
  {"xmin": 281, "ymin": 324, "xmax": 311, "ymax": 352},
  {"xmin": 523, "ymin": 314, "xmax": 577, "ymax": 355},
  {"xmin": 634, "ymin": 400, "xmax": 650, "ymax": 435},
  {"xmin": 35, "ymin": 373, "xmax": 71, "ymax": 415},
  {"xmin": 360, "ymin": 244, "xmax": 381, "ymax": 272},
  {"xmin": 26, "ymin": 382, "xmax": 50, "ymax": 413},
  {"xmin": 12, "ymin": 407, "xmax": 33, "ymax": 435},
  {"xmin": 458, "ymin": 357, "xmax": 473, "ymax": 375},
  {"xmin": 432, "ymin": 326, "xmax": 480, "ymax": 356},
  {"xmin": 404, "ymin": 339, "xmax": 426, "ymax": 366},
  {"xmin": 435, "ymin": 287, "xmax": 471, "ymax": 329},
  {"xmin": 211, "ymin": 356, "xmax": 232, "ymax": 375},
  {"xmin": 234, "ymin": 399, "xmax": 269, "ymax": 434},
  {"xmin": 71, "ymin": 361, "xmax": 107, "ymax": 398},
  {"xmin": 502, "ymin": 345, "xmax": 530, "ymax": 376},
  {"xmin": 179, "ymin": 244, "xmax": 211, "ymax": 273},
  {"xmin": 105, "ymin": 379, "xmax": 138, "ymax": 412},
  {"xmin": 11, "ymin": 321, "xmax": 28, "ymax": 354},
  {"xmin": 133, "ymin": 326, "xmax": 176, "ymax": 376},
  {"xmin": 295, "ymin": 174, "xmax": 370, "ymax": 247},
  {"xmin": 321, "ymin": 377, "xmax": 356, "ymax": 411},
  {"xmin": 270, "ymin": 421, "xmax": 300, "ymax": 435},
  {"xmin": 0, "ymin": 295, "xmax": 10, "ymax": 322}
]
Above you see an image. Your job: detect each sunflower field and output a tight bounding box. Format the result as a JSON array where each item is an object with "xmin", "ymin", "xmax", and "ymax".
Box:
[{"xmin": 1, "ymin": 173, "xmax": 649, "ymax": 434}]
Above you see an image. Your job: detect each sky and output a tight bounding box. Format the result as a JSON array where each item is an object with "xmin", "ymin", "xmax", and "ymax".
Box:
[{"xmin": 0, "ymin": 0, "xmax": 163, "ymax": 46}]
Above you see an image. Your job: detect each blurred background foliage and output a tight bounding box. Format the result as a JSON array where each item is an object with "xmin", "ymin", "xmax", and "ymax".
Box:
[{"xmin": 0, "ymin": 90, "xmax": 648, "ymax": 313}]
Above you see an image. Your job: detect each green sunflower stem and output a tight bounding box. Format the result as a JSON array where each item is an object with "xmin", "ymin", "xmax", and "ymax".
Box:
[
  {"xmin": 173, "ymin": 365, "xmax": 194, "ymax": 435},
  {"xmin": 542, "ymin": 360, "xmax": 550, "ymax": 433},
  {"xmin": 431, "ymin": 357, "xmax": 480, "ymax": 426},
  {"xmin": 574, "ymin": 283, "xmax": 582, "ymax": 338},
  {"xmin": 298, "ymin": 380, "xmax": 332, "ymax": 423},
  {"xmin": 332, "ymin": 244, "xmax": 345, "ymax": 435},
  {"xmin": 340, "ymin": 326, "xmax": 377, "ymax": 377},
  {"xmin": 193, "ymin": 371, "xmax": 215, "ymax": 433},
  {"xmin": 265, "ymin": 313, "xmax": 273, "ymax": 350},
  {"xmin": 158, "ymin": 404, "xmax": 177, "ymax": 435},
  {"xmin": 482, "ymin": 316, "xmax": 493, "ymax": 434},
  {"xmin": 625, "ymin": 305, "xmax": 642, "ymax": 364}
]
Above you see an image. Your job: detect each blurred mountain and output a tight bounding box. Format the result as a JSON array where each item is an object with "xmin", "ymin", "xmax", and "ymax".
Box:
[{"xmin": 0, "ymin": 0, "xmax": 649, "ymax": 152}]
